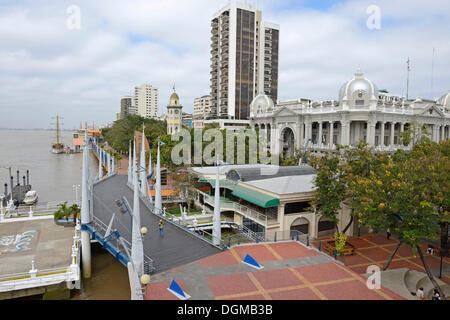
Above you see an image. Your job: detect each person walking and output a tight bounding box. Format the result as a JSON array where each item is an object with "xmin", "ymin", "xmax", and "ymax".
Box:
[
  {"xmin": 431, "ymin": 289, "xmax": 441, "ymax": 300},
  {"xmin": 416, "ymin": 287, "xmax": 425, "ymax": 300},
  {"xmin": 159, "ymin": 219, "xmax": 164, "ymax": 237},
  {"xmin": 386, "ymin": 227, "xmax": 391, "ymax": 240}
]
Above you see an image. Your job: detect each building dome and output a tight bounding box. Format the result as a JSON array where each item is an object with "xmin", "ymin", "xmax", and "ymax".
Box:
[
  {"xmin": 438, "ymin": 91, "xmax": 450, "ymax": 108},
  {"xmin": 250, "ymin": 93, "xmax": 275, "ymax": 117},
  {"xmin": 338, "ymin": 69, "xmax": 378, "ymax": 102},
  {"xmin": 170, "ymin": 92, "xmax": 180, "ymax": 105}
]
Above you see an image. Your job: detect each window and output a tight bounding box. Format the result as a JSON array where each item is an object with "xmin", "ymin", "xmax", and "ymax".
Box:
[{"xmin": 355, "ymin": 100, "xmax": 365, "ymax": 106}]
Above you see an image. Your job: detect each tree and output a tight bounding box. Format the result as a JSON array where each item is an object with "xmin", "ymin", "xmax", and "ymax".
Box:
[
  {"xmin": 349, "ymin": 141, "xmax": 448, "ymax": 299},
  {"xmin": 310, "ymin": 142, "xmax": 384, "ymax": 239}
]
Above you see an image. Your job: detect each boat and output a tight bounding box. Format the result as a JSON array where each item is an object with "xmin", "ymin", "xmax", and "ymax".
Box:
[
  {"xmin": 23, "ymin": 190, "xmax": 38, "ymax": 205},
  {"xmin": 51, "ymin": 115, "xmax": 66, "ymax": 154}
]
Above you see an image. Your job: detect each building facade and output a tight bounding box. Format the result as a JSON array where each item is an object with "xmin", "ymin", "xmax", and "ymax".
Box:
[
  {"xmin": 250, "ymin": 70, "xmax": 450, "ymax": 157},
  {"xmin": 119, "ymin": 96, "xmax": 136, "ymax": 120},
  {"xmin": 166, "ymin": 91, "xmax": 183, "ymax": 135},
  {"xmin": 191, "ymin": 165, "xmax": 353, "ymax": 240},
  {"xmin": 182, "ymin": 113, "xmax": 193, "ymax": 129},
  {"xmin": 135, "ymin": 84, "xmax": 158, "ymax": 119},
  {"xmin": 210, "ymin": 1, "xmax": 279, "ymax": 120},
  {"xmin": 193, "ymin": 95, "xmax": 213, "ymax": 119}
]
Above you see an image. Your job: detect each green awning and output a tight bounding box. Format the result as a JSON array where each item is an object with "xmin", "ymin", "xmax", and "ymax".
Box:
[
  {"xmin": 198, "ymin": 178, "xmax": 235, "ymax": 190},
  {"xmin": 199, "ymin": 178, "xmax": 279, "ymax": 208},
  {"xmin": 231, "ymin": 185, "xmax": 279, "ymax": 208}
]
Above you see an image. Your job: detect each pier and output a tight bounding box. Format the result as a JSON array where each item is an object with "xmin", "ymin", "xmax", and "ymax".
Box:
[{"xmin": 0, "ymin": 203, "xmax": 80, "ymax": 299}]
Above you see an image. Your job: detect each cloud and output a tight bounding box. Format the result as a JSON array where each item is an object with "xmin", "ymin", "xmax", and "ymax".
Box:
[{"xmin": 0, "ymin": 0, "xmax": 449, "ymax": 129}]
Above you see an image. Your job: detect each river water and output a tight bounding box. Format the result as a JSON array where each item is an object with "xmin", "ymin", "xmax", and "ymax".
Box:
[{"xmin": 0, "ymin": 129, "xmax": 130, "ymax": 300}]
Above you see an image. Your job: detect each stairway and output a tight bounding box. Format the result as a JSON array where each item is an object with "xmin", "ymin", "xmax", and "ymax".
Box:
[
  {"xmin": 404, "ymin": 269, "xmax": 449, "ymax": 299},
  {"xmin": 362, "ymin": 268, "xmax": 449, "ymax": 300}
]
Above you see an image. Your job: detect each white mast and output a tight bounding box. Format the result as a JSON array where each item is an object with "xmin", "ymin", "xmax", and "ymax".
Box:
[
  {"xmin": 212, "ymin": 157, "xmax": 221, "ymax": 246},
  {"xmin": 154, "ymin": 139, "xmax": 162, "ymax": 214},
  {"xmin": 140, "ymin": 124, "xmax": 147, "ymax": 195},
  {"xmin": 81, "ymin": 128, "xmax": 91, "ymax": 278},
  {"xmin": 132, "ymin": 146, "xmax": 144, "ymax": 277},
  {"xmin": 128, "ymin": 140, "xmax": 132, "ymax": 184}
]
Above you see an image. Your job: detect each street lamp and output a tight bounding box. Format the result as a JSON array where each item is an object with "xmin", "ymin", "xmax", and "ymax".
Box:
[{"xmin": 72, "ymin": 184, "xmax": 80, "ymax": 204}]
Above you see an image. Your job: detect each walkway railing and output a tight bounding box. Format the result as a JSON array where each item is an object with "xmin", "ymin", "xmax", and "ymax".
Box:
[
  {"xmin": 202, "ymin": 192, "xmax": 278, "ymax": 227},
  {"xmin": 127, "ymin": 181, "xmax": 225, "ymax": 250},
  {"xmin": 90, "ymin": 215, "xmax": 155, "ymax": 273}
]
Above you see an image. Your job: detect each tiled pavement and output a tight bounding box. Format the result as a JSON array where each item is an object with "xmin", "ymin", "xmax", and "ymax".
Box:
[
  {"xmin": 311, "ymin": 234, "xmax": 450, "ymax": 286},
  {"xmin": 144, "ymin": 241, "xmax": 405, "ymax": 300}
]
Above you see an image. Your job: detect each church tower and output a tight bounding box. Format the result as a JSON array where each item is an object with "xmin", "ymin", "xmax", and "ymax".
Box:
[{"xmin": 166, "ymin": 87, "xmax": 183, "ymax": 135}]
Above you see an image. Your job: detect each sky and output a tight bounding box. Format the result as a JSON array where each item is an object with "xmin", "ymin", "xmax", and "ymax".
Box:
[{"xmin": 0, "ymin": 0, "xmax": 449, "ymax": 129}]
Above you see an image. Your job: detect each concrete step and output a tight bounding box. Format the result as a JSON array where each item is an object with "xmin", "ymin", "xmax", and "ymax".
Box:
[
  {"xmin": 404, "ymin": 270, "xmax": 427, "ymax": 295},
  {"xmin": 362, "ymin": 268, "xmax": 413, "ymax": 300},
  {"xmin": 416, "ymin": 274, "xmax": 448, "ymax": 300}
]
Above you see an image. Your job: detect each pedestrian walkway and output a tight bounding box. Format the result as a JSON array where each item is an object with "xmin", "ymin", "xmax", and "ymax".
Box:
[
  {"xmin": 144, "ymin": 241, "xmax": 404, "ymax": 300},
  {"xmin": 311, "ymin": 234, "xmax": 450, "ymax": 286}
]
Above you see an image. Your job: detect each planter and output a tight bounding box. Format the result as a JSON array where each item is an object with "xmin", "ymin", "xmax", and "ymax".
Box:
[{"xmin": 324, "ymin": 240, "xmax": 355, "ymax": 256}]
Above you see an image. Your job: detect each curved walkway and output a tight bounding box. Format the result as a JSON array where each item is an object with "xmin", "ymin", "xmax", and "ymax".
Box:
[{"xmin": 92, "ymin": 174, "xmax": 221, "ymax": 274}]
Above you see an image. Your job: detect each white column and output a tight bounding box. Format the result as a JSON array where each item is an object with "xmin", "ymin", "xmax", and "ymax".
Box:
[
  {"xmin": 441, "ymin": 125, "xmax": 445, "ymax": 141},
  {"xmin": 128, "ymin": 141, "xmax": 132, "ymax": 185},
  {"xmin": 212, "ymin": 159, "xmax": 221, "ymax": 246},
  {"xmin": 341, "ymin": 121, "xmax": 350, "ymax": 146},
  {"xmin": 140, "ymin": 124, "xmax": 147, "ymax": 195},
  {"xmin": 132, "ymin": 137, "xmax": 137, "ymax": 186},
  {"xmin": 154, "ymin": 140, "xmax": 162, "ymax": 214},
  {"xmin": 368, "ymin": 121, "xmax": 376, "ymax": 146},
  {"xmin": 390, "ymin": 122, "xmax": 395, "ymax": 146},
  {"xmin": 380, "ymin": 121, "xmax": 385, "ymax": 147},
  {"xmin": 81, "ymin": 129, "xmax": 91, "ymax": 279},
  {"xmin": 107, "ymin": 152, "xmax": 111, "ymax": 175},
  {"xmin": 329, "ymin": 121, "xmax": 334, "ymax": 148},
  {"xmin": 318, "ymin": 121, "xmax": 323, "ymax": 147},
  {"xmin": 98, "ymin": 149, "xmax": 102, "ymax": 180},
  {"xmin": 132, "ymin": 155, "xmax": 144, "ymax": 277}
]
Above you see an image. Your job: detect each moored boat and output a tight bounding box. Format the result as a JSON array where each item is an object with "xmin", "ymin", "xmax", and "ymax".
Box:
[{"xmin": 23, "ymin": 190, "xmax": 38, "ymax": 205}]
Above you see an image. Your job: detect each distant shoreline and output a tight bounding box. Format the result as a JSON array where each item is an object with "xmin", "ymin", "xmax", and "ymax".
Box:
[{"xmin": 0, "ymin": 128, "xmax": 76, "ymax": 131}]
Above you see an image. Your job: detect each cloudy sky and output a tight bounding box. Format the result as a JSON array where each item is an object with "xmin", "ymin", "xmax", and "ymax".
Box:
[{"xmin": 0, "ymin": 0, "xmax": 449, "ymax": 129}]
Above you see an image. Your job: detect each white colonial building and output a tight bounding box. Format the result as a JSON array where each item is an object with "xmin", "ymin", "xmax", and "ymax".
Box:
[{"xmin": 250, "ymin": 69, "xmax": 450, "ymax": 157}]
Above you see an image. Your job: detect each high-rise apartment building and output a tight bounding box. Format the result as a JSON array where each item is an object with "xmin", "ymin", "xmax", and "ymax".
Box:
[
  {"xmin": 134, "ymin": 84, "xmax": 158, "ymax": 119},
  {"xmin": 193, "ymin": 95, "xmax": 213, "ymax": 119},
  {"xmin": 119, "ymin": 96, "xmax": 136, "ymax": 119},
  {"xmin": 210, "ymin": 2, "xmax": 279, "ymax": 120}
]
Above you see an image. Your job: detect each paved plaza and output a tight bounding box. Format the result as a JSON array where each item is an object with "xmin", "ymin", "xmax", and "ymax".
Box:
[
  {"xmin": 311, "ymin": 234, "xmax": 450, "ymax": 286},
  {"xmin": 144, "ymin": 241, "xmax": 404, "ymax": 300}
]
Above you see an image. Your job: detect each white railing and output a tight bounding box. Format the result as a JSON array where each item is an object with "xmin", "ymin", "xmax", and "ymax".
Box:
[{"xmin": 202, "ymin": 192, "xmax": 278, "ymax": 227}]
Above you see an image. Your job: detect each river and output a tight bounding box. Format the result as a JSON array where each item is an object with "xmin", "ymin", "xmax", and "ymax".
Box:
[{"xmin": 0, "ymin": 129, "xmax": 130, "ymax": 300}]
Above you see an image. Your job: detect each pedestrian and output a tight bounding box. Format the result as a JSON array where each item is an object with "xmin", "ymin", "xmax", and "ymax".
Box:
[
  {"xmin": 431, "ymin": 289, "xmax": 441, "ymax": 301},
  {"xmin": 159, "ymin": 219, "xmax": 164, "ymax": 237},
  {"xmin": 427, "ymin": 245, "xmax": 434, "ymax": 255},
  {"xmin": 416, "ymin": 287, "xmax": 425, "ymax": 300},
  {"xmin": 386, "ymin": 228, "xmax": 391, "ymax": 240}
]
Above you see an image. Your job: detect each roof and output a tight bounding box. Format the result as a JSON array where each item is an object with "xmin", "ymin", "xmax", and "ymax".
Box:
[
  {"xmin": 245, "ymin": 174, "xmax": 316, "ymax": 195},
  {"xmin": 199, "ymin": 178, "xmax": 279, "ymax": 208},
  {"xmin": 226, "ymin": 165, "xmax": 315, "ymax": 183}
]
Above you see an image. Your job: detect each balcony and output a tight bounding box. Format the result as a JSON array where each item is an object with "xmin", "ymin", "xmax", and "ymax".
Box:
[{"xmin": 202, "ymin": 193, "xmax": 278, "ymax": 227}]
